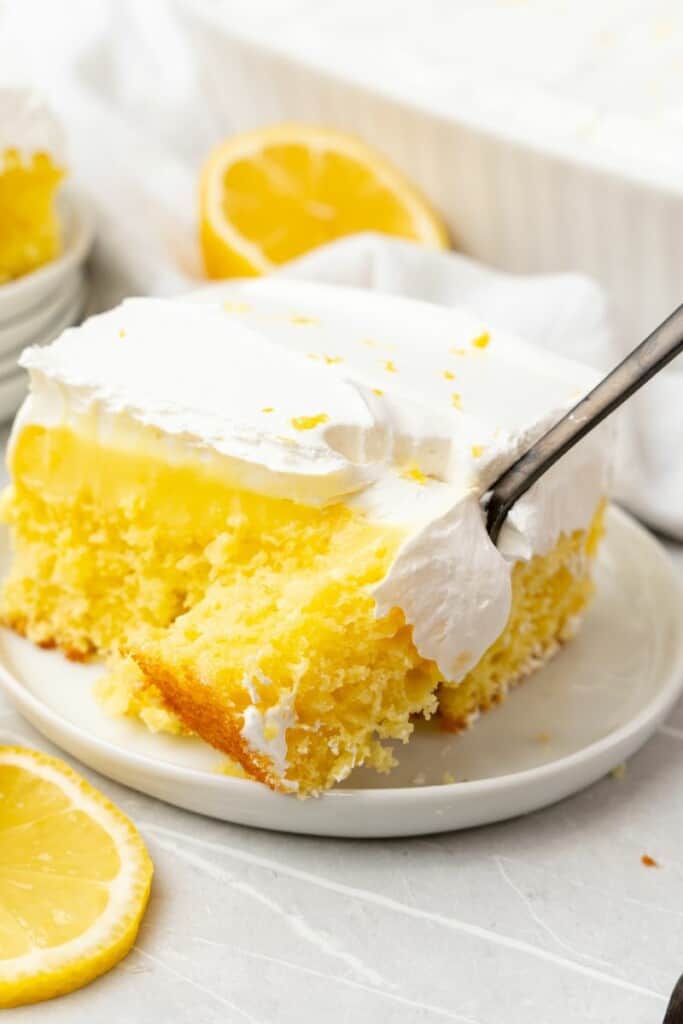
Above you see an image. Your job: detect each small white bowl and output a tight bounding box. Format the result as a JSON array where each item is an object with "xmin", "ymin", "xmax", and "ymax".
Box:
[
  {"xmin": 0, "ymin": 277, "xmax": 88, "ymax": 383},
  {"xmin": 0, "ymin": 267, "xmax": 84, "ymax": 354},
  {"xmin": 0, "ymin": 278, "xmax": 88, "ymax": 422},
  {"xmin": 0, "ymin": 189, "xmax": 94, "ymax": 323}
]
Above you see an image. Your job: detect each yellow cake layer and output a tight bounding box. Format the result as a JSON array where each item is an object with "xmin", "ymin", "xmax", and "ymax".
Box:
[
  {"xmin": 0, "ymin": 149, "xmax": 63, "ymax": 282},
  {"xmin": 1, "ymin": 424, "xmax": 603, "ymax": 794},
  {"xmin": 2, "ymin": 424, "xmax": 441, "ymax": 792},
  {"xmin": 101, "ymin": 507, "xmax": 604, "ymax": 748}
]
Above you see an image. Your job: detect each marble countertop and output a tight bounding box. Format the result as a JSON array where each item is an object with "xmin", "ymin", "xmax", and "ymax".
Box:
[{"xmin": 2, "ymin": 509, "xmax": 681, "ymax": 1023}]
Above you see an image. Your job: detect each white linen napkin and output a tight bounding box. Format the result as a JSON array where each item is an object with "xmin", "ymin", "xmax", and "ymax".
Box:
[{"xmin": 1, "ymin": 0, "xmax": 680, "ymax": 537}]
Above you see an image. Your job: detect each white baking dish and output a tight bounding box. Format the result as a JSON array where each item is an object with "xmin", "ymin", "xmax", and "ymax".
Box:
[{"xmin": 175, "ymin": 0, "xmax": 683, "ymax": 349}]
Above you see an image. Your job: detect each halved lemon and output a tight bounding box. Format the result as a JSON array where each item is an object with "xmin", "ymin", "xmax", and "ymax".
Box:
[
  {"xmin": 199, "ymin": 123, "xmax": 449, "ymax": 278},
  {"xmin": 0, "ymin": 747, "xmax": 152, "ymax": 1008}
]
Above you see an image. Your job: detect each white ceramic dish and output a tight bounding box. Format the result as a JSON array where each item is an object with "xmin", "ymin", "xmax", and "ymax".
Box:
[
  {"xmin": 0, "ymin": 189, "xmax": 94, "ymax": 323},
  {"xmin": 0, "ymin": 283, "xmax": 88, "ymax": 422},
  {"xmin": 0, "ymin": 276, "xmax": 88, "ymax": 382},
  {"xmin": 0, "ymin": 506, "xmax": 681, "ymax": 838},
  {"xmin": 177, "ymin": 0, "xmax": 683, "ymax": 349},
  {"xmin": 0, "ymin": 266, "xmax": 83, "ymax": 350}
]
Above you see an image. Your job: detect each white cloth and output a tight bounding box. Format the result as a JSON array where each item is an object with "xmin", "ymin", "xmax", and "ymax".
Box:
[{"xmin": 1, "ymin": 0, "xmax": 680, "ymax": 537}]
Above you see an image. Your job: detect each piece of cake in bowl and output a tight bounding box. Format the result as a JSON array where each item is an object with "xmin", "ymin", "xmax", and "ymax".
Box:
[
  {"xmin": 0, "ymin": 283, "xmax": 611, "ymax": 794},
  {"xmin": 0, "ymin": 88, "xmax": 65, "ymax": 284}
]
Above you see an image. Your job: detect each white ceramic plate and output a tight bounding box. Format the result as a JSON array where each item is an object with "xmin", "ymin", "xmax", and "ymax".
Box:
[
  {"xmin": 0, "ymin": 189, "xmax": 94, "ymax": 323},
  {"xmin": 0, "ymin": 281, "xmax": 88, "ymax": 421},
  {"xmin": 0, "ymin": 506, "xmax": 681, "ymax": 838},
  {"xmin": 0, "ymin": 267, "xmax": 84, "ymax": 355},
  {"xmin": 0, "ymin": 276, "xmax": 87, "ymax": 380}
]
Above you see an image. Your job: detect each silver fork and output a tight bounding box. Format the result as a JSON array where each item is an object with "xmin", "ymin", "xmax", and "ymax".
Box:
[{"xmin": 486, "ymin": 304, "xmax": 683, "ymax": 544}]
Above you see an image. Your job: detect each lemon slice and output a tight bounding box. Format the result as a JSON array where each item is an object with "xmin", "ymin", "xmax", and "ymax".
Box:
[
  {"xmin": 0, "ymin": 747, "xmax": 152, "ymax": 1008},
  {"xmin": 199, "ymin": 123, "xmax": 449, "ymax": 278}
]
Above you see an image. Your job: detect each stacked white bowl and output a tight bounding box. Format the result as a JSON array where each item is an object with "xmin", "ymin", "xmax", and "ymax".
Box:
[{"xmin": 0, "ymin": 190, "xmax": 94, "ymax": 421}]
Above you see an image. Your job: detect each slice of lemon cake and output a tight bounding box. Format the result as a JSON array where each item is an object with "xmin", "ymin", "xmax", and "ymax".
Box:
[
  {"xmin": 1, "ymin": 284, "xmax": 611, "ymax": 794},
  {"xmin": 0, "ymin": 88, "xmax": 65, "ymax": 283}
]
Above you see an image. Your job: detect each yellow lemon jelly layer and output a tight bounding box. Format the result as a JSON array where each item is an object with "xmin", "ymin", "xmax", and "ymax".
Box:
[{"xmin": 0, "ymin": 149, "xmax": 63, "ymax": 282}]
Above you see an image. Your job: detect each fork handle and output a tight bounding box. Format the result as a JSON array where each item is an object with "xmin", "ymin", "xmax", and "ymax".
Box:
[{"xmin": 486, "ymin": 304, "xmax": 683, "ymax": 544}]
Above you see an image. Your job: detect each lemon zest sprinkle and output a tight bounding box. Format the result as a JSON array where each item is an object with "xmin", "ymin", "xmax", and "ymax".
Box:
[{"xmin": 291, "ymin": 413, "xmax": 329, "ymax": 431}]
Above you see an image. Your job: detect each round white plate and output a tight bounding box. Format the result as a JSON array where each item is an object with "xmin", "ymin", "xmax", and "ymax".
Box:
[
  {"xmin": 0, "ymin": 506, "xmax": 681, "ymax": 838},
  {"xmin": 0, "ymin": 189, "xmax": 94, "ymax": 323}
]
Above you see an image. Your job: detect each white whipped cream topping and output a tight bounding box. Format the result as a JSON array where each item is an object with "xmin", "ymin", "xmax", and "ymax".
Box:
[
  {"xmin": 0, "ymin": 87, "xmax": 65, "ymax": 163},
  {"xmin": 13, "ymin": 283, "xmax": 612, "ymax": 775},
  {"xmin": 241, "ymin": 690, "xmax": 298, "ymax": 792},
  {"xmin": 374, "ymin": 491, "xmax": 512, "ymax": 680},
  {"xmin": 19, "ymin": 300, "xmax": 386, "ymax": 505}
]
